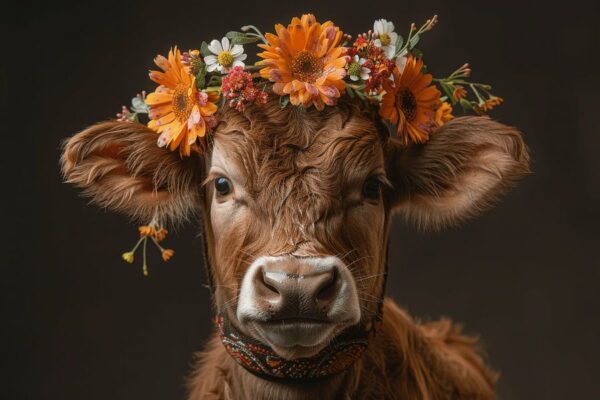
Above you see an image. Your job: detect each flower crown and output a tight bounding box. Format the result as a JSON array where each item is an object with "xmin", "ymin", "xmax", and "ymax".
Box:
[
  {"xmin": 116, "ymin": 13, "xmax": 504, "ymax": 274},
  {"xmin": 118, "ymin": 13, "xmax": 503, "ymax": 158}
]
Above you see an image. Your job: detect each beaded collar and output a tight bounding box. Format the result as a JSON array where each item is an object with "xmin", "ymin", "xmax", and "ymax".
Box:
[{"xmin": 216, "ymin": 314, "xmax": 380, "ymax": 380}]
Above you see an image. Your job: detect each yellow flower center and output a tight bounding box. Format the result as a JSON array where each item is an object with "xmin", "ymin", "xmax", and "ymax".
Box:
[
  {"xmin": 379, "ymin": 33, "xmax": 391, "ymax": 46},
  {"xmin": 291, "ymin": 51, "xmax": 324, "ymax": 83},
  {"xmin": 397, "ymin": 89, "xmax": 417, "ymax": 121},
  {"xmin": 218, "ymin": 51, "xmax": 234, "ymax": 67},
  {"xmin": 172, "ymin": 84, "xmax": 194, "ymax": 121},
  {"xmin": 348, "ymin": 61, "xmax": 362, "ymax": 76}
]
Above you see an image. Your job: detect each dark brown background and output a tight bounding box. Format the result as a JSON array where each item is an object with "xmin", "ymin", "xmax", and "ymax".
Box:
[{"xmin": 3, "ymin": 0, "xmax": 599, "ymax": 398}]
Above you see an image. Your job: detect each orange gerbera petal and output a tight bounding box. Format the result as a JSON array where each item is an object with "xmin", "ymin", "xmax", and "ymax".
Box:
[
  {"xmin": 146, "ymin": 92, "xmax": 172, "ymax": 105},
  {"xmin": 379, "ymin": 56, "xmax": 442, "ymax": 145},
  {"xmin": 199, "ymin": 102, "xmax": 218, "ymax": 116},
  {"xmin": 257, "ymin": 14, "xmax": 347, "ymax": 109},
  {"xmin": 145, "ymin": 48, "xmax": 220, "ymax": 156}
]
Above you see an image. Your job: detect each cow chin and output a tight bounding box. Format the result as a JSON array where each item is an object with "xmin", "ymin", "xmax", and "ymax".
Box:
[
  {"xmin": 235, "ymin": 255, "xmax": 362, "ymax": 360},
  {"xmin": 249, "ymin": 320, "xmax": 341, "ymax": 359}
]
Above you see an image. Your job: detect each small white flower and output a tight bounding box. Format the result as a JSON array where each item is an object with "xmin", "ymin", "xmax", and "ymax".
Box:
[
  {"xmin": 204, "ymin": 37, "xmax": 247, "ymax": 73},
  {"xmin": 347, "ymin": 55, "xmax": 371, "ymax": 81},
  {"xmin": 373, "ymin": 19, "xmax": 398, "ymax": 59}
]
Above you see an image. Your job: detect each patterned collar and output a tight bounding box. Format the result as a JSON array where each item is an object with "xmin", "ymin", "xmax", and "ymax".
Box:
[{"xmin": 216, "ymin": 315, "xmax": 379, "ymax": 380}]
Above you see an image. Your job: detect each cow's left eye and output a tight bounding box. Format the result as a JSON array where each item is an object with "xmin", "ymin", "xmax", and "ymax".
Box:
[
  {"xmin": 362, "ymin": 177, "xmax": 381, "ymax": 200},
  {"xmin": 214, "ymin": 177, "xmax": 232, "ymax": 196}
]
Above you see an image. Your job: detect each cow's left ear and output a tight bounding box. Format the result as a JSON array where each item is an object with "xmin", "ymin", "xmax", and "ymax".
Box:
[
  {"xmin": 61, "ymin": 120, "xmax": 203, "ymax": 223},
  {"xmin": 386, "ymin": 116, "xmax": 530, "ymax": 230}
]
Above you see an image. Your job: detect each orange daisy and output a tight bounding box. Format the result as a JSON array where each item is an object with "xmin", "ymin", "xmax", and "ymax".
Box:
[
  {"xmin": 257, "ymin": 14, "xmax": 348, "ymax": 110},
  {"xmin": 473, "ymin": 96, "xmax": 503, "ymax": 114},
  {"xmin": 379, "ymin": 56, "xmax": 441, "ymax": 144},
  {"xmin": 146, "ymin": 47, "xmax": 220, "ymax": 156},
  {"xmin": 434, "ymin": 102, "xmax": 454, "ymax": 127},
  {"xmin": 452, "ymin": 85, "xmax": 467, "ymax": 101}
]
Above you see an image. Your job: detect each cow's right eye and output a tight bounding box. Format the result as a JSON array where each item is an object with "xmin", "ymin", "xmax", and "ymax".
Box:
[
  {"xmin": 214, "ymin": 177, "xmax": 232, "ymax": 196},
  {"xmin": 362, "ymin": 177, "xmax": 382, "ymax": 201}
]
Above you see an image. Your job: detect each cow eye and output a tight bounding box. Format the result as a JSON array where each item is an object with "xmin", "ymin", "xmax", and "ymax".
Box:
[
  {"xmin": 214, "ymin": 177, "xmax": 232, "ymax": 196},
  {"xmin": 362, "ymin": 177, "xmax": 382, "ymax": 200}
]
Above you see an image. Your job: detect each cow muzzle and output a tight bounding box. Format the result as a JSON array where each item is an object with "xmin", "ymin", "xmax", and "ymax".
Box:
[{"xmin": 236, "ymin": 255, "xmax": 361, "ymax": 359}]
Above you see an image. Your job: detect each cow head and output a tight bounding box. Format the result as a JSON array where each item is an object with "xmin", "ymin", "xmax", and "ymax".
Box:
[{"xmin": 62, "ymin": 99, "xmax": 528, "ymax": 360}]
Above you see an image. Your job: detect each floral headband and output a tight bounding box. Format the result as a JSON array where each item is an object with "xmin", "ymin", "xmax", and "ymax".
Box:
[{"xmin": 117, "ymin": 13, "xmax": 503, "ymax": 274}]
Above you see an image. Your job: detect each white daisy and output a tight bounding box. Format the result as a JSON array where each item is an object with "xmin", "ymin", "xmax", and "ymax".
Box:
[
  {"xmin": 204, "ymin": 37, "xmax": 247, "ymax": 73},
  {"xmin": 373, "ymin": 19, "xmax": 398, "ymax": 59},
  {"xmin": 347, "ymin": 55, "xmax": 371, "ymax": 81}
]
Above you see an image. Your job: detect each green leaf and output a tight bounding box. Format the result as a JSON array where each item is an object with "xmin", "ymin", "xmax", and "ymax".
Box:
[
  {"xmin": 394, "ymin": 35, "xmax": 404, "ymax": 55},
  {"xmin": 411, "ymin": 48, "xmax": 423, "ymax": 59},
  {"xmin": 346, "ymin": 86, "xmax": 355, "ymax": 98},
  {"xmin": 201, "ymin": 41, "xmax": 210, "ymax": 56},
  {"xmin": 195, "ymin": 62, "xmax": 207, "ymax": 89},
  {"xmin": 206, "ymin": 75, "xmax": 222, "ymax": 87},
  {"xmin": 226, "ymin": 31, "xmax": 261, "ymax": 45},
  {"xmin": 460, "ymin": 98, "xmax": 473, "ymax": 110},
  {"xmin": 279, "ymin": 95, "xmax": 290, "ymax": 108},
  {"xmin": 131, "ymin": 97, "xmax": 149, "ymax": 113},
  {"xmin": 409, "ymin": 34, "xmax": 420, "ymax": 49}
]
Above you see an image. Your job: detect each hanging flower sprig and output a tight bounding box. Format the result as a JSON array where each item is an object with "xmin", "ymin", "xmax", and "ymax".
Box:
[
  {"xmin": 121, "ymin": 219, "xmax": 174, "ymax": 276},
  {"xmin": 434, "ymin": 63, "xmax": 504, "ymax": 114}
]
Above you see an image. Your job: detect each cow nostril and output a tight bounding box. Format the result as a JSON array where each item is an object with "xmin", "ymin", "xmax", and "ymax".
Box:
[
  {"xmin": 315, "ymin": 269, "xmax": 339, "ymax": 304},
  {"xmin": 255, "ymin": 268, "xmax": 281, "ymax": 298},
  {"xmin": 262, "ymin": 277, "xmax": 280, "ymax": 295}
]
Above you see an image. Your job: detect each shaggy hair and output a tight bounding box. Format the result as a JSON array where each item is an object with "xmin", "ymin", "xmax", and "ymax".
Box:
[
  {"xmin": 61, "ymin": 98, "xmax": 529, "ymax": 400},
  {"xmin": 203, "ymin": 101, "xmax": 390, "ymax": 322},
  {"xmin": 388, "ymin": 116, "xmax": 530, "ymax": 230},
  {"xmin": 61, "ymin": 121, "xmax": 203, "ymax": 224}
]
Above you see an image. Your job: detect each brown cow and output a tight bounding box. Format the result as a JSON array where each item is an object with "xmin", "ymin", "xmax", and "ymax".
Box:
[{"xmin": 61, "ymin": 98, "xmax": 528, "ymax": 399}]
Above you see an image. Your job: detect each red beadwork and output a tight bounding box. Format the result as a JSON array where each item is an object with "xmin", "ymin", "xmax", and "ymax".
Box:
[{"xmin": 216, "ymin": 315, "xmax": 372, "ymax": 379}]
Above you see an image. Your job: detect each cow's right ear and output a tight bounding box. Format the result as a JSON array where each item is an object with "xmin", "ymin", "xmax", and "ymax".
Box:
[{"xmin": 61, "ymin": 120, "xmax": 203, "ymax": 223}]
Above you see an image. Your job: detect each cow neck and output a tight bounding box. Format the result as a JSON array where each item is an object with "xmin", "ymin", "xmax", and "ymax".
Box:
[{"xmin": 199, "ymin": 221, "xmax": 389, "ymax": 381}]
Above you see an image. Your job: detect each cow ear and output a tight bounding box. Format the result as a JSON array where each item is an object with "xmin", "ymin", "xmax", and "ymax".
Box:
[
  {"xmin": 386, "ymin": 116, "xmax": 530, "ymax": 230},
  {"xmin": 61, "ymin": 120, "xmax": 203, "ymax": 223}
]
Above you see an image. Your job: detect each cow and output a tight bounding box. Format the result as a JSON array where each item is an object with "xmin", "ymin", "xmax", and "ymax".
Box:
[{"xmin": 61, "ymin": 97, "xmax": 529, "ymax": 399}]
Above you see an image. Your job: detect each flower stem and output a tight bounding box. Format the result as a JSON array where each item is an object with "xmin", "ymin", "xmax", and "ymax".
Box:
[
  {"xmin": 142, "ymin": 237, "xmax": 148, "ymax": 277},
  {"xmin": 470, "ymin": 84, "xmax": 485, "ymax": 103},
  {"xmin": 130, "ymin": 236, "xmax": 145, "ymax": 253},
  {"xmin": 241, "ymin": 25, "xmax": 268, "ymax": 44},
  {"xmin": 150, "ymin": 236, "xmax": 165, "ymax": 252},
  {"xmin": 439, "ymin": 82, "xmax": 456, "ymax": 105},
  {"xmin": 244, "ymin": 65, "xmax": 263, "ymax": 72}
]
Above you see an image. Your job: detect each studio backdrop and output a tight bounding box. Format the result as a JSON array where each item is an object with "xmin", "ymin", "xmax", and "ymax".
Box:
[{"xmin": 3, "ymin": 0, "xmax": 599, "ymax": 399}]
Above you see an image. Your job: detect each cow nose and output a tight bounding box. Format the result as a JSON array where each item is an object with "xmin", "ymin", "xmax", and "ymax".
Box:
[{"xmin": 254, "ymin": 265, "xmax": 340, "ymax": 318}]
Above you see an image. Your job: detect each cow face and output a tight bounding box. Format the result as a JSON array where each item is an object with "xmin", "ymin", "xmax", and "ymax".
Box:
[{"xmin": 62, "ymin": 99, "xmax": 528, "ymax": 359}]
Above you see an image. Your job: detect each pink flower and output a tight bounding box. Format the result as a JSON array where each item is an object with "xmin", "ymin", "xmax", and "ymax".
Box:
[{"xmin": 221, "ymin": 66, "xmax": 268, "ymax": 111}]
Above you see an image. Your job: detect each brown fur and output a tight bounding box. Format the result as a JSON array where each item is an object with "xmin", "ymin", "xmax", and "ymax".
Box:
[
  {"xmin": 61, "ymin": 98, "xmax": 529, "ymax": 399},
  {"xmin": 388, "ymin": 116, "xmax": 530, "ymax": 230},
  {"xmin": 187, "ymin": 299, "xmax": 497, "ymax": 400},
  {"xmin": 61, "ymin": 121, "xmax": 203, "ymax": 223}
]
